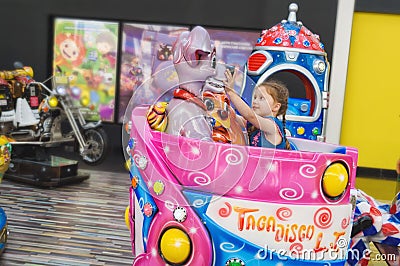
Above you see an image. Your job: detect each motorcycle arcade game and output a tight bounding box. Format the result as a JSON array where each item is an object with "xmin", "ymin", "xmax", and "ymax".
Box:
[{"xmin": 0, "ymin": 68, "xmax": 90, "ymax": 187}]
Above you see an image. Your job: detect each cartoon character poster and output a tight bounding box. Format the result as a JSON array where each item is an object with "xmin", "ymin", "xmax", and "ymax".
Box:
[
  {"xmin": 53, "ymin": 18, "xmax": 119, "ymax": 122},
  {"xmin": 118, "ymin": 23, "xmax": 189, "ymax": 122}
]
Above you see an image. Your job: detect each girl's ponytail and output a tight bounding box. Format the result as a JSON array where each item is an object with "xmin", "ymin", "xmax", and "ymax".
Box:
[{"xmin": 282, "ymin": 114, "xmax": 291, "ymax": 150}]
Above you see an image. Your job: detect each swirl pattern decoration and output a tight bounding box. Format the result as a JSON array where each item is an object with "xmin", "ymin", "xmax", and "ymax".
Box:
[
  {"xmin": 219, "ymin": 202, "xmax": 232, "ymax": 218},
  {"xmin": 276, "ymin": 207, "xmax": 293, "ymax": 221},
  {"xmin": 313, "ymin": 207, "xmax": 333, "ymax": 229},
  {"xmin": 299, "ymin": 164, "xmax": 318, "ymax": 179}
]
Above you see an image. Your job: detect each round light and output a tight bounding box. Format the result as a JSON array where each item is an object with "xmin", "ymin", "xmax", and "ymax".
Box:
[
  {"xmin": 322, "ymin": 163, "xmax": 349, "ymax": 199},
  {"xmin": 131, "ymin": 176, "xmax": 138, "ymax": 189},
  {"xmin": 80, "ymin": 96, "xmax": 90, "ymax": 107},
  {"xmin": 318, "ymin": 61, "xmax": 326, "ymax": 72},
  {"xmin": 159, "ymin": 227, "xmax": 191, "ymax": 264},
  {"xmin": 226, "ymin": 258, "xmax": 245, "ymax": 266},
  {"xmin": 124, "ymin": 122, "xmax": 132, "ymax": 134},
  {"xmin": 71, "ymin": 87, "xmax": 81, "ymax": 97},
  {"xmin": 312, "ymin": 127, "xmax": 320, "ymax": 136},
  {"xmin": 48, "ymin": 96, "xmax": 58, "ymax": 108},
  {"xmin": 296, "ymin": 127, "xmax": 305, "ymax": 135},
  {"xmin": 300, "ymin": 103, "xmax": 309, "ymax": 113},
  {"xmin": 143, "ymin": 202, "xmax": 153, "ymax": 217},
  {"xmin": 56, "ymin": 86, "xmax": 67, "ymax": 95},
  {"xmin": 313, "ymin": 60, "xmax": 326, "ymax": 74},
  {"xmin": 153, "ymin": 180, "xmax": 165, "ymax": 195},
  {"xmin": 173, "ymin": 206, "xmax": 187, "ymax": 222}
]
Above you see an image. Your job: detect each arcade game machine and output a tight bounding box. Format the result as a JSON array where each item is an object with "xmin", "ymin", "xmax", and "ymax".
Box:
[
  {"xmin": 122, "ymin": 4, "xmax": 363, "ymax": 266},
  {"xmin": 0, "ymin": 66, "xmax": 107, "ymax": 187}
]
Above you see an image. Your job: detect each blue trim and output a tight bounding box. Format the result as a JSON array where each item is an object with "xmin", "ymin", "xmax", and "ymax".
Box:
[
  {"xmin": 129, "ymin": 155, "xmax": 158, "ymax": 251},
  {"xmin": 0, "ymin": 208, "xmax": 6, "ymax": 229}
]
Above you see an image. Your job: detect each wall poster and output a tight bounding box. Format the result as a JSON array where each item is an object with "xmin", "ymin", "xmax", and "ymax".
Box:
[
  {"xmin": 53, "ymin": 18, "xmax": 119, "ymax": 122},
  {"xmin": 205, "ymin": 27, "xmax": 260, "ymax": 93},
  {"xmin": 118, "ymin": 23, "xmax": 189, "ymax": 122}
]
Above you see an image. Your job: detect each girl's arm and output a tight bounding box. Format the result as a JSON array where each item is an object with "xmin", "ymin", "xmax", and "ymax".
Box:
[
  {"xmin": 223, "ymin": 69, "xmax": 278, "ymax": 137},
  {"xmin": 235, "ymin": 114, "xmax": 246, "ymax": 129}
]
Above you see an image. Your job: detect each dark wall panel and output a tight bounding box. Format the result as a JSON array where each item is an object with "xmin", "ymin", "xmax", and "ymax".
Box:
[
  {"xmin": 355, "ymin": 0, "xmax": 400, "ymax": 14},
  {"xmin": 0, "ymin": 0, "xmax": 337, "ymax": 81},
  {"xmin": 0, "ymin": 0, "xmax": 338, "ymax": 167}
]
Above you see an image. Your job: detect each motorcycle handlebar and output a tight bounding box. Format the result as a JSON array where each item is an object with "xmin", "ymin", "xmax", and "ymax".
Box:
[{"xmin": 28, "ymin": 81, "xmax": 54, "ymax": 95}]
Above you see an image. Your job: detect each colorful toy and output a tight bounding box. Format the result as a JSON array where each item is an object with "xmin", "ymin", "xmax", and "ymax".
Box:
[
  {"xmin": 242, "ymin": 3, "xmax": 329, "ymax": 141},
  {"xmin": 202, "ymin": 90, "xmax": 246, "ymax": 145},
  {"xmin": 0, "ymin": 66, "xmax": 33, "ymax": 80},
  {"xmin": 123, "ymin": 18, "xmax": 360, "ymax": 266}
]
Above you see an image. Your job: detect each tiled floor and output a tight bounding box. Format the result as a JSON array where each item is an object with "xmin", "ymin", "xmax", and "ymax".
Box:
[{"xmin": 0, "ymin": 170, "xmax": 133, "ymax": 266}]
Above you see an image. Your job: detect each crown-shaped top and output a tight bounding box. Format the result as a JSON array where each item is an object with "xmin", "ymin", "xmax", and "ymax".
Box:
[{"xmin": 255, "ymin": 3, "xmax": 325, "ymax": 53}]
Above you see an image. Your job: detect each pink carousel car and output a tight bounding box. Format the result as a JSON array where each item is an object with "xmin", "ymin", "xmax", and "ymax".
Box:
[
  {"xmin": 124, "ymin": 106, "xmax": 358, "ymax": 265},
  {"xmin": 121, "ymin": 12, "xmax": 360, "ymax": 263}
]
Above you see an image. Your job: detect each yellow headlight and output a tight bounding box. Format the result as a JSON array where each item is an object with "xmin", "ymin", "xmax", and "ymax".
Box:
[
  {"xmin": 322, "ymin": 163, "xmax": 349, "ymax": 199},
  {"xmin": 81, "ymin": 96, "xmax": 90, "ymax": 107},
  {"xmin": 48, "ymin": 96, "xmax": 58, "ymax": 108},
  {"xmin": 159, "ymin": 227, "xmax": 191, "ymax": 264}
]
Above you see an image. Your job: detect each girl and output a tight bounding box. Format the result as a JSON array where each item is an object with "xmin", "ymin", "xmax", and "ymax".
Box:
[{"xmin": 224, "ymin": 69, "xmax": 291, "ymax": 149}]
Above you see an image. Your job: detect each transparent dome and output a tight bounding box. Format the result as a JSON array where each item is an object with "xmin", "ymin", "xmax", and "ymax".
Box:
[{"xmin": 121, "ymin": 61, "xmax": 255, "ymax": 163}]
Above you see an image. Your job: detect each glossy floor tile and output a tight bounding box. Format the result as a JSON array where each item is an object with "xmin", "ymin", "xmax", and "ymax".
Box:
[{"xmin": 0, "ymin": 170, "xmax": 133, "ymax": 266}]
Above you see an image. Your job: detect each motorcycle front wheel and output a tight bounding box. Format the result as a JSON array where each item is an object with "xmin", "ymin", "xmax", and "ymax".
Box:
[{"xmin": 82, "ymin": 127, "xmax": 109, "ymax": 165}]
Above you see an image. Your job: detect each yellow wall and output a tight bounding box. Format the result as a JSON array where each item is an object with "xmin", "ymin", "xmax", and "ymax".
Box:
[{"xmin": 341, "ymin": 12, "xmax": 400, "ymax": 170}]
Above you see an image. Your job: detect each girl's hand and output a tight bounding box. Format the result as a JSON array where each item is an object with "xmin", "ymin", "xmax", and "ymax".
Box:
[{"xmin": 223, "ymin": 67, "xmax": 236, "ymax": 94}]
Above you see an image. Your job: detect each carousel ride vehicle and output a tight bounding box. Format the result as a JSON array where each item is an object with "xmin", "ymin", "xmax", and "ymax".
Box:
[{"xmin": 122, "ymin": 4, "xmax": 400, "ymax": 265}]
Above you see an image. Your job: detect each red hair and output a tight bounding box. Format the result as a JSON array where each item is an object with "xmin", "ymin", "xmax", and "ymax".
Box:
[{"xmin": 55, "ymin": 33, "xmax": 86, "ymax": 67}]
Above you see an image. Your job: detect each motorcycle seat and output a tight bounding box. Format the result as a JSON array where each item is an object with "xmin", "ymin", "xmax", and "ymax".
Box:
[{"xmin": 13, "ymin": 98, "xmax": 39, "ymax": 127}]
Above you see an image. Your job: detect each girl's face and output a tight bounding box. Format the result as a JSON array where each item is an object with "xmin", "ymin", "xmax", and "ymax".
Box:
[{"xmin": 252, "ymin": 86, "xmax": 280, "ymax": 117}]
